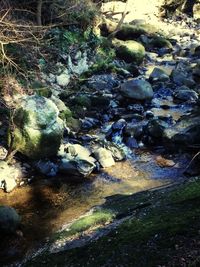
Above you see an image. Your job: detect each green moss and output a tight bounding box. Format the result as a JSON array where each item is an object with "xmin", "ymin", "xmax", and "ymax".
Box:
[
  {"xmin": 54, "ymin": 211, "xmax": 114, "ymax": 241},
  {"xmin": 149, "ymin": 36, "xmax": 172, "ymax": 49},
  {"xmin": 167, "ymin": 179, "xmax": 200, "ymax": 203},
  {"xmin": 73, "ymin": 95, "xmax": 91, "ymax": 108},
  {"xmin": 65, "ymin": 117, "xmax": 81, "ymax": 132},
  {"xmin": 59, "ymin": 107, "xmax": 72, "ymax": 121},
  {"xmin": 112, "ymin": 39, "xmax": 145, "ymax": 64},
  {"xmin": 116, "ymin": 23, "xmax": 159, "ymax": 40}
]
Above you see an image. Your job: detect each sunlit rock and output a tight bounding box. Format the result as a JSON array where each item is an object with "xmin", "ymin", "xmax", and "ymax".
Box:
[
  {"xmin": 10, "ymin": 95, "xmax": 64, "ymax": 159},
  {"xmin": 58, "ymin": 143, "xmax": 96, "ymax": 177},
  {"xmin": 193, "ymin": 3, "xmax": 200, "ymax": 19},
  {"xmin": 149, "ymin": 67, "xmax": 170, "ymax": 82},
  {"xmin": 56, "ymin": 70, "xmax": 70, "ymax": 87},
  {"xmin": 0, "ymin": 161, "xmax": 21, "ymax": 193},
  {"xmin": 94, "ymin": 147, "xmax": 115, "ymax": 168},
  {"xmin": 112, "ymin": 38, "xmax": 145, "ymax": 64}
]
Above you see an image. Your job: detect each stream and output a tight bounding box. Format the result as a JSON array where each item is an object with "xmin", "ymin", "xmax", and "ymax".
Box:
[{"xmin": 1, "ymin": 3, "xmax": 200, "ymax": 265}]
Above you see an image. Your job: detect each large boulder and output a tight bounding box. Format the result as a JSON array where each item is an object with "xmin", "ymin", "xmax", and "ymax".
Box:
[
  {"xmin": 10, "ymin": 95, "xmax": 64, "ymax": 159},
  {"xmin": 0, "ymin": 206, "xmax": 20, "ymax": 234},
  {"xmin": 120, "ymin": 79, "xmax": 154, "ymax": 100},
  {"xmin": 112, "ymin": 39, "xmax": 145, "ymax": 64}
]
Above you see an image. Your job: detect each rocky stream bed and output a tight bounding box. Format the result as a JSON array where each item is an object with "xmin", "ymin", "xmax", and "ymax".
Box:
[{"xmin": 0, "ymin": 0, "xmax": 200, "ymax": 266}]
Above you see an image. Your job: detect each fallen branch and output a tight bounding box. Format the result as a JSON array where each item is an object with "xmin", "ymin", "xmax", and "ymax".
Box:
[{"xmin": 108, "ymin": 0, "xmax": 130, "ymax": 39}]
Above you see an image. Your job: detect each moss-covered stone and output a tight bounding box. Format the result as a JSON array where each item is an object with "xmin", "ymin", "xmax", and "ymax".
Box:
[
  {"xmin": 9, "ymin": 95, "xmax": 64, "ymax": 159},
  {"xmin": 101, "ymin": 19, "xmax": 159, "ymax": 39},
  {"xmin": 149, "ymin": 36, "xmax": 172, "ymax": 49},
  {"xmin": 112, "ymin": 38, "xmax": 145, "ymax": 64},
  {"xmin": 73, "ymin": 95, "xmax": 92, "ymax": 108},
  {"xmin": 116, "ymin": 23, "xmax": 159, "ymax": 40},
  {"xmin": 65, "ymin": 117, "xmax": 82, "ymax": 132}
]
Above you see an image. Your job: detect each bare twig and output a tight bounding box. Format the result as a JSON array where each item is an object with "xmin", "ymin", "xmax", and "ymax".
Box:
[
  {"xmin": 183, "ymin": 151, "xmax": 200, "ymax": 173},
  {"xmin": 108, "ymin": 0, "xmax": 130, "ymax": 39}
]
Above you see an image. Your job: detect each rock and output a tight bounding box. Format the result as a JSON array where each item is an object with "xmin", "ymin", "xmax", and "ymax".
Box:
[
  {"xmin": 56, "ymin": 71, "xmax": 70, "ymax": 87},
  {"xmin": 116, "ymin": 24, "xmax": 158, "ymax": 40},
  {"xmin": 68, "ymin": 52, "xmax": 89, "ymax": 75},
  {"xmin": 58, "ymin": 143, "xmax": 91, "ymax": 158},
  {"xmin": 156, "ymin": 155, "xmax": 175, "ymax": 167},
  {"xmin": 193, "ymin": 3, "xmax": 200, "ymax": 19},
  {"xmin": 125, "ymin": 124, "xmax": 144, "ymax": 139},
  {"xmin": 66, "ymin": 117, "xmax": 82, "ymax": 132},
  {"xmin": 87, "ymin": 74, "xmax": 119, "ymax": 92},
  {"xmin": 125, "ymin": 136, "xmax": 138, "ymax": 148},
  {"xmin": 193, "ymin": 45, "xmax": 200, "ymax": 57},
  {"xmin": 51, "ymin": 95, "xmax": 72, "ymax": 121},
  {"xmin": 93, "ymin": 147, "xmax": 115, "ymax": 168},
  {"xmin": 149, "ymin": 36, "xmax": 172, "ymax": 49},
  {"xmin": 35, "ymin": 160, "xmax": 58, "ymax": 177},
  {"xmin": 81, "ymin": 117, "xmax": 100, "ymax": 130},
  {"xmin": 193, "ymin": 62, "xmax": 200, "ymax": 78},
  {"xmin": 105, "ymin": 142, "xmax": 126, "ymax": 161},
  {"xmin": 120, "ymin": 79, "xmax": 154, "ymax": 100},
  {"xmin": 171, "ymin": 62, "xmax": 195, "ymax": 87},
  {"xmin": 0, "ymin": 146, "xmax": 8, "ymax": 160},
  {"xmin": 101, "ymin": 18, "xmax": 158, "ymax": 39},
  {"xmin": 0, "ymin": 161, "xmax": 21, "ymax": 193},
  {"xmin": 149, "ymin": 67, "xmax": 170, "ymax": 82},
  {"xmin": 72, "ymin": 95, "xmax": 91, "ymax": 108},
  {"xmin": 11, "ymin": 95, "xmax": 64, "ymax": 159},
  {"xmin": 59, "ymin": 157, "xmax": 95, "ymax": 177},
  {"xmin": 174, "ymin": 86, "xmax": 198, "ymax": 102},
  {"xmin": 145, "ymin": 110, "xmax": 155, "ymax": 119},
  {"xmin": 0, "ymin": 206, "xmax": 20, "ymax": 234},
  {"xmin": 146, "ymin": 119, "xmax": 169, "ymax": 139},
  {"xmin": 58, "ymin": 143, "xmax": 96, "ymax": 177},
  {"xmin": 112, "ymin": 119, "xmax": 127, "ymax": 131},
  {"xmin": 112, "ymin": 39, "xmax": 145, "ymax": 64},
  {"xmin": 127, "ymin": 104, "xmax": 144, "ymax": 114},
  {"xmin": 163, "ymin": 114, "xmax": 200, "ymax": 148}
]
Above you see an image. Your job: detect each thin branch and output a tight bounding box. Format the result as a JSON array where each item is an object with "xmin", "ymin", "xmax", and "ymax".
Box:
[{"xmin": 108, "ymin": 0, "xmax": 130, "ymax": 39}]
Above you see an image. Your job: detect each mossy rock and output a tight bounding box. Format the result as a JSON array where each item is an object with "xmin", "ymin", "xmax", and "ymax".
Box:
[
  {"xmin": 101, "ymin": 19, "xmax": 159, "ymax": 39},
  {"xmin": 72, "ymin": 95, "xmax": 92, "ymax": 108},
  {"xmin": 149, "ymin": 36, "xmax": 173, "ymax": 49},
  {"xmin": 9, "ymin": 95, "xmax": 64, "ymax": 159},
  {"xmin": 65, "ymin": 117, "xmax": 82, "ymax": 132},
  {"xmin": 59, "ymin": 107, "xmax": 73, "ymax": 121},
  {"xmin": 116, "ymin": 23, "xmax": 159, "ymax": 40},
  {"xmin": 112, "ymin": 39, "xmax": 145, "ymax": 64}
]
